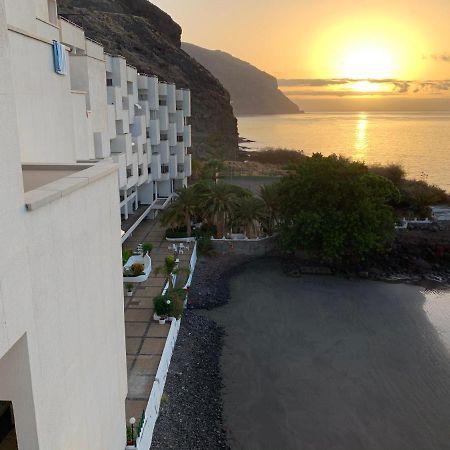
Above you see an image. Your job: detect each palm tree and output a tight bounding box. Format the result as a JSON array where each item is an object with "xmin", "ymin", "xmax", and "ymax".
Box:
[
  {"xmin": 160, "ymin": 186, "xmax": 198, "ymax": 236},
  {"xmin": 199, "ymin": 183, "xmax": 240, "ymax": 237},
  {"xmin": 233, "ymin": 197, "xmax": 267, "ymax": 238},
  {"xmin": 260, "ymin": 184, "xmax": 280, "ymax": 234}
]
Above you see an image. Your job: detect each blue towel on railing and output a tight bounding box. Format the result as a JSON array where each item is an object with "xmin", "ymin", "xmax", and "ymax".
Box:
[{"xmin": 52, "ymin": 40, "xmax": 67, "ymax": 75}]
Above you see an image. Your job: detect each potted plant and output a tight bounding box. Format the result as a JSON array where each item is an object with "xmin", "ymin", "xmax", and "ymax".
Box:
[
  {"xmin": 153, "ymin": 294, "xmax": 172, "ymax": 323},
  {"xmin": 142, "ymin": 242, "xmax": 153, "ymax": 255},
  {"xmin": 126, "ymin": 283, "xmax": 133, "ymax": 297}
]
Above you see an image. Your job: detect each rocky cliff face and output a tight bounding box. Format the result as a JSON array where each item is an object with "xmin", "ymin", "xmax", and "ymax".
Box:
[
  {"xmin": 182, "ymin": 43, "xmax": 300, "ymax": 116},
  {"xmin": 58, "ymin": 0, "xmax": 239, "ymax": 159}
]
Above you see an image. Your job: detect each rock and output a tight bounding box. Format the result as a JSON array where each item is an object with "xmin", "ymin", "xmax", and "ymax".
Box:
[{"xmin": 58, "ymin": 0, "xmax": 239, "ymax": 159}]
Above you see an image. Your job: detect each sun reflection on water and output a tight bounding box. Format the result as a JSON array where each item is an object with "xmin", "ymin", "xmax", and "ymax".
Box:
[{"xmin": 354, "ymin": 113, "xmax": 368, "ymax": 159}]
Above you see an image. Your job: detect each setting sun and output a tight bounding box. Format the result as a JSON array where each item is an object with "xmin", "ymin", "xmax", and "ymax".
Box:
[
  {"xmin": 341, "ymin": 46, "xmax": 394, "ymax": 79},
  {"xmin": 310, "ymin": 15, "xmax": 428, "ymax": 80}
]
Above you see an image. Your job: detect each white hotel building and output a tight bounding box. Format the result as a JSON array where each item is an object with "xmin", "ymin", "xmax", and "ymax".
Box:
[{"xmin": 0, "ymin": 0, "xmax": 191, "ymax": 448}]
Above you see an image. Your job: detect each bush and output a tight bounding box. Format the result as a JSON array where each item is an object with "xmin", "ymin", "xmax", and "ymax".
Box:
[
  {"xmin": 122, "ymin": 248, "xmax": 132, "ymax": 265},
  {"xmin": 165, "ymin": 228, "xmax": 189, "ymax": 239},
  {"xmin": 131, "ymin": 263, "xmax": 144, "ymax": 276},
  {"xmin": 153, "ymin": 295, "xmax": 172, "ymax": 317},
  {"xmin": 142, "ymin": 242, "xmax": 153, "ymax": 254},
  {"xmin": 250, "ymin": 147, "xmax": 305, "ymax": 165},
  {"xmin": 167, "ymin": 288, "xmax": 186, "ymax": 319},
  {"xmin": 278, "ymin": 154, "xmax": 400, "ymax": 262}
]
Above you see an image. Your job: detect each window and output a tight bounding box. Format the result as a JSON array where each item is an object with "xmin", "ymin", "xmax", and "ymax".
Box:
[
  {"xmin": 106, "ymin": 78, "xmax": 113, "ymax": 87},
  {"xmin": 177, "ymin": 136, "xmax": 184, "ymax": 142},
  {"xmin": 161, "ymin": 164, "xmax": 169, "ymax": 174}
]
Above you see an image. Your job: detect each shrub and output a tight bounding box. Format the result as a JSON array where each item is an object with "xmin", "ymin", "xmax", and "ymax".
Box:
[
  {"xmin": 250, "ymin": 147, "xmax": 305, "ymax": 165},
  {"xmin": 153, "ymin": 295, "xmax": 172, "ymax": 317},
  {"xmin": 165, "ymin": 228, "xmax": 189, "ymax": 239},
  {"xmin": 122, "ymin": 248, "xmax": 132, "ymax": 265},
  {"xmin": 131, "ymin": 263, "xmax": 145, "ymax": 276},
  {"xmin": 142, "ymin": 242, "xmax": 153, "ymax": 254},
  {"xmin": 167, "ymin": 288, "xmax": 186, "ymax": 319}
]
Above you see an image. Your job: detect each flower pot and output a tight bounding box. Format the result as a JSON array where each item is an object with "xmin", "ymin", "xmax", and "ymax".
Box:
[
  {"xmin": 159, "ymin": 318, "xmax": 166, "ymax": 325},
  {"xmin": 153, "ymin": 312, "xmax": 161, "ymax": 322},
  {"xmin": 127, "ymin": 290, "xmax": 133, "ymax": 297}
]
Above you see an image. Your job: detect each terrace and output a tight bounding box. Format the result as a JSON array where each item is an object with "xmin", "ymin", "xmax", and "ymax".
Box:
[{"xmin": 123, "ymin": 219, "xmax": 195, "ymax": 447}]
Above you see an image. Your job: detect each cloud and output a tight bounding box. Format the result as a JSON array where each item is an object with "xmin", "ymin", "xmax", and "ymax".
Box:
[
  {"xmin": 430, "ymin": 53, "xmax": 450, "ymax": 62},
  {"xmin": 278, "ymin": 79, "xmax": 352, "ymax": 87},
  {"xmin": 278, "ymin": 78, "xmax": 450, "ymax": 97}
]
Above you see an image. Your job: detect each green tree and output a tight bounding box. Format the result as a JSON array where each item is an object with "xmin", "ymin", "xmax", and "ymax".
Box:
[
  {"xmin": 159, "ymin": 186, "xmax": 198, "ymax": 236},
  {"xmin": 260, "ymin": 183, "xmax": 280, "ymax": 234},
  {"xmin": 278, "ymin": 154, "xmax": 400, "ymax": 262},
  {"xmin": 232, "ymin": 197, "xmax": 267, "ymax": 237}
]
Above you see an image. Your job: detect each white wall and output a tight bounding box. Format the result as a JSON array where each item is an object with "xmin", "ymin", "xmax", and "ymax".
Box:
[{"xmin": 0, "ymin": 4, "xmax": 127, "ymax": 448}]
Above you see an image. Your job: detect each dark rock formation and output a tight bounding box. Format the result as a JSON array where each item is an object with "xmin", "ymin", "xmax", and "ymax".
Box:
[
  {"xmin": 58, "ymin": 0, "xmax": 239, "ymax": 159},
  {"xmin": 182, "ymin": 42, "xmax": 301, "ymax": 116}
]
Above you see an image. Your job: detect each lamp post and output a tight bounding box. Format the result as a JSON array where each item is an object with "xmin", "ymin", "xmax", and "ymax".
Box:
[{"xmin": 129, "ymin": 417, "xmax": 136, "ymax": 446}]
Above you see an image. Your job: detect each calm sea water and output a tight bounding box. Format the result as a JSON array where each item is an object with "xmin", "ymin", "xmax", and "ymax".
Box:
[{"xmin": 238, "ymin": 112, "xmax": 450, "ymax": 191}]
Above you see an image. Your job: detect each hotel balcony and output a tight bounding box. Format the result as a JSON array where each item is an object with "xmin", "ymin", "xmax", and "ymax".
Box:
[
  {"xmin": 184, "ymin": 154, "xmax": 192, "ymax": 177},
  {"xmin": 182, "ymin": 89, "xmax": 191, "ymax": 117},
  {"xmin": 175, "ymin": 110, "xmax": 184, "ymax": 133},
  {"xmin": 168, "ymin": 123, "xmax": 177, "ymax": 147},
  {"xmin": 160, "ymin": 164, "xmax": 170, "ymax": 181},
  {"xmin": 158, "ymin": 82, "xmax": 168, "ymax": 97},
  {"xmin": 22, "ymin": 162, "xmax": 117, "ymax": 211},
  {"xmin": 158, "ymin": 105, "xmax": 168, "ymax": 131},
  {"xmin": 111, "ymin": 133, "xmax": 132, "ymax": 163},
  {"xmin": 151, "ymin": 153, "xmax": 162, "ymax": 180},
  {"xmin": 158, "ymin": 141, "xmax": 170, "ymax": 165},
  {"xmin": 111, "ymin": 153, "xmax": 127, "ymax": 189},
  {"xmin": 149, "ymin": 120, "xmax": 160, "ymax": 146},
  {"xmin": 59, "ymin": 17, "xmax": 86, "ymax": 51},
  {"xmin": 175, "ymin": 142, "xmax": 185, "ymax": 164},
  {"xmin": 147, "ymin": 77, "xmax": 160, "ymax": 110},
  {"xmin": 167, "ymin": 83, "xmax": 176, "ymax": 113},
  {"xmin": 183, "ymin": 125, "xmax": 192, "ymax": 147},
  {"xmin": 169, "ymin": 154, "xmax": 177, "ymax": 178}
]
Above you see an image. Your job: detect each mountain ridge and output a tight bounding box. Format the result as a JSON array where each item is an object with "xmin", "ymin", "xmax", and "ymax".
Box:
[
  {"xmin": 182, "ymin": 42, "xmax": 300, "ymax": 116},
  {"xmin": 58, "ymin": 0, "xmax": 239, "ymax": 159}
]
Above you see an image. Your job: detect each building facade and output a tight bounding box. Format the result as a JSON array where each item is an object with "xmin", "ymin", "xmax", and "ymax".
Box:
[{"xmin": 0, "ymin": 0, "xmax": 192, "ymax": 448}]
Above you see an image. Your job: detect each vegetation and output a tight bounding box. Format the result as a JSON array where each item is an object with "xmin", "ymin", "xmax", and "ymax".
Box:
[
  {"xmin": 369, "ymin": 163, "xmax": 449, "ymax": 217},
  {"xmin": 153, "ymin": 289, "xmax": 186, "ymax": 319},
  {"xmin": 122, "ymin": 248, "xmax": 132, "ymax": 265},
  {"xmin": 160, "ymin": 151, "xmax": 448, "ymax": 263},
  {"xmin": 141, "ymin": 242, "xmax": 153, "ymax": 254},
  {"xmin": 154, "ymin": 255, "xmax": 189, "ymax": 289},
  {"xmin": 277, "ymin": 154, "xmax": 400, "ymax": 262},
  {"xmin": 249, "ymin": 147, "xmax": 305, "ymax": 165},
  {"xmin": 153, "ymin": 294, "xmax": 172, "ymax": 317}
]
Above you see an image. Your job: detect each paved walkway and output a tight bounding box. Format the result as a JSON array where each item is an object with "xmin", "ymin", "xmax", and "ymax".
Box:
[{"xmin": 123, "ymin": 218, "xmax": 192, "ymax": 422}]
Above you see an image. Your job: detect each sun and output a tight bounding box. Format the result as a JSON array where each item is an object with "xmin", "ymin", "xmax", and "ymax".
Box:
[
  {"xmin": 341, "ymin": 46, "xmax": 395, "ymax": 79},
  {"xmin": 310, "ymin": 15, "xmax": 428, "ymax": 81}
]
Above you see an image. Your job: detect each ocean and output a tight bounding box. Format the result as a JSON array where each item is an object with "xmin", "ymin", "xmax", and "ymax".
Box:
[{"xmin": 238, "ymin": 112, "xmax": 450, "ymax": 191}]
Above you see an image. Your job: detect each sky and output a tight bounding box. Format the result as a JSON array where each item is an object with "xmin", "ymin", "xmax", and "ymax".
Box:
[{"xmin": 151, "ymin": 0, "xmax": 450, "ymax": 110}]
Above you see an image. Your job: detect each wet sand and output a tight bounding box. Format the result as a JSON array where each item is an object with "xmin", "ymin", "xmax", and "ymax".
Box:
[{"xmin": 205, "ymin": 259, "xmax": 450, "ymax": 450}]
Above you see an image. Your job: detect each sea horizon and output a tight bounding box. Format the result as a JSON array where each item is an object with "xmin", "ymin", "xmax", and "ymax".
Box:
[{"xmin": 237, "ymin": 110, "xmax": 450, "ymax": 191}]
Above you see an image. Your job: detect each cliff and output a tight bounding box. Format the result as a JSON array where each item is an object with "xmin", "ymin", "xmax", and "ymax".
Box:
[
  {"xmin": 182, "ymin": 43, "xmax": 300, "ymax": 116},
  {"xmin": 57, "ymin": 0, "xmax": 239, "ymax": 159}
]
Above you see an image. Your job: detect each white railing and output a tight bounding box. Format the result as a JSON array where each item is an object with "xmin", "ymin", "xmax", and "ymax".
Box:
[
  {"xmin": 127, "ymin": 318, "xmax": 181, "ymax": 450},
  {"xmin": 184, "ymin": 242, "xmax": 197, "ymax": 288},
  {"xmin": 125, "ymin": 242, "xmax": 198, "ymax": 449}
]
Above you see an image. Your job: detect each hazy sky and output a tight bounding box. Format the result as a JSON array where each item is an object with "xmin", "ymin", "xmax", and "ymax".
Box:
[{"xmin": 152, "ymin": 0, "xmax": 450, "ymax": 110}]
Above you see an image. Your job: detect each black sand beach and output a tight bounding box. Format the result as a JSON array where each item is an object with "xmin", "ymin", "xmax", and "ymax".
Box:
[{"xmin": 205, "ymin": 259, "xmax": 450, "ymax": 450}]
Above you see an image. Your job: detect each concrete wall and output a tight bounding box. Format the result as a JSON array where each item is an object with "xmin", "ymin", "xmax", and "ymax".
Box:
[
  {"xmin": 0, "ymin": 4, "xmax": 127, "ymax": 448},
  {"xmin": 211, "ymin": 236, "xmax": 279, "ymax": 257}
]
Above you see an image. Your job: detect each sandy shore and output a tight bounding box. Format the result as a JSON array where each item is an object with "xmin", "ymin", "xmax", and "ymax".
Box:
[{"xmin": 204, "ymin": 258, "xmax": 450, "ymax": 450}]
